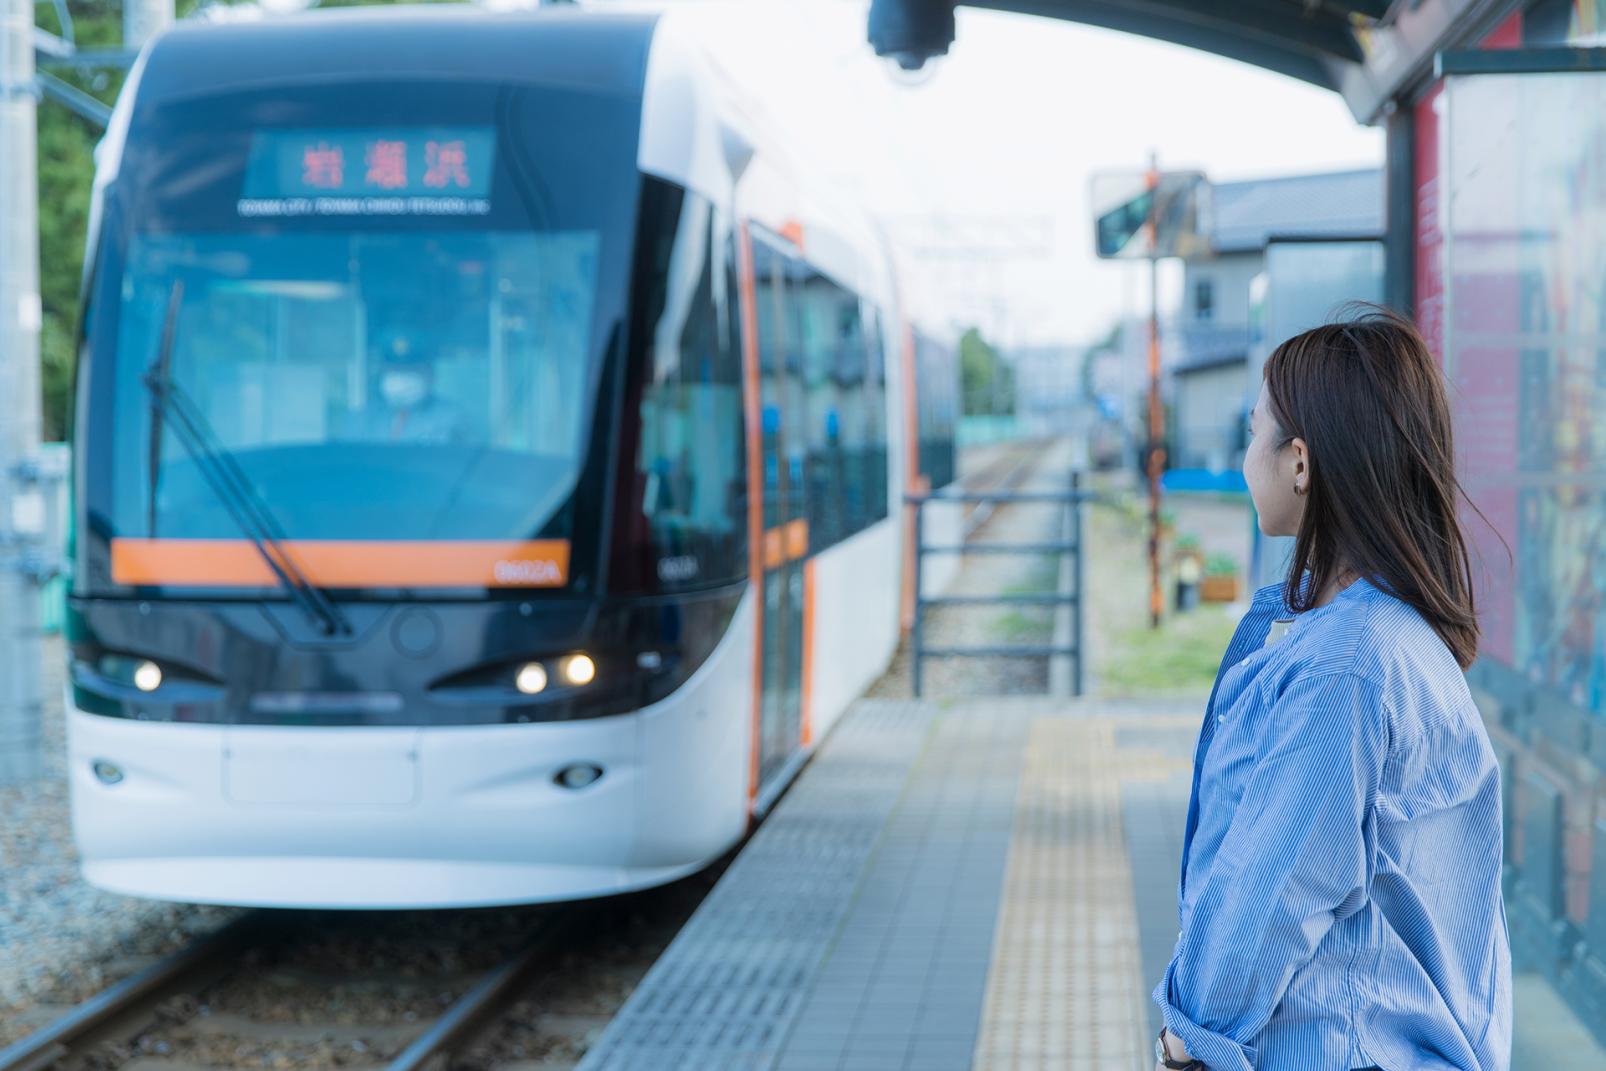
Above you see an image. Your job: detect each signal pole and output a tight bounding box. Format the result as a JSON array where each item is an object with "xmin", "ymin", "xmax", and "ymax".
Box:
[{"xmin": 0, "ymin": 0, "xmax": 46, "ymax": 783}]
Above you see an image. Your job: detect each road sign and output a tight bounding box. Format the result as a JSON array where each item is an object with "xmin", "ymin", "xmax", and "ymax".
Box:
[{"xmin": 1090, "ymin": 169, "xmax": 1211, "ymax": 259}]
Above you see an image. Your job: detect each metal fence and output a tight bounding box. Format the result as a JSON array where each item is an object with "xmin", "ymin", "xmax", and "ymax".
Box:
[{"xmin": 906, "ymin": 471, "xmax": 1089, "ymax": 698}]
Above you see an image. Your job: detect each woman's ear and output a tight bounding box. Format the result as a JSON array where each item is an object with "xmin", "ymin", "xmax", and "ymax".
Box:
[{"xmin": 1290, "ymin": 437, "xmax": 1310, "ymax": 496}]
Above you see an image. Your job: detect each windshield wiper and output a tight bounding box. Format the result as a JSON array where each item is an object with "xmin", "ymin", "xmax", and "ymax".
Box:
[{"xmin": 142, "ymin": 282, "xmax": 352, "ymax": 637}]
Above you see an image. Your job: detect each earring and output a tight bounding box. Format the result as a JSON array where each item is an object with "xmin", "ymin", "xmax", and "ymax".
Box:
[{"xmin": 1294, "ymin": 485, "xmax": 1307, "ymax": 497}]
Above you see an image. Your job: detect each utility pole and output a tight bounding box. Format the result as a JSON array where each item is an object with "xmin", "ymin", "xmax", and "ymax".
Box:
[
  {"xmin": 0, "ymin": 0, "xmax": 47, "ymax": 783},
  {"xmin": 0, "ymin": 0, "xmax": 163, "ymax": 783},
  {"xmin": 1145, "ymin": 151, "xmax": 1164, "ymax": 629}
]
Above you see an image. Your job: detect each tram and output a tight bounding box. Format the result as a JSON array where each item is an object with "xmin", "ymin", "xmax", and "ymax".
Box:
[{"xmin": 65, "ymin": 6, "xmax": 959, "ymax": 907}]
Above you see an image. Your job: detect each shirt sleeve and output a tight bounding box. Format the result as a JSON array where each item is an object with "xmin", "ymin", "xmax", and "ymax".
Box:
[{"xmin": 1154, "ymin": 670, "xmax": 1388, "ymax": 1071}]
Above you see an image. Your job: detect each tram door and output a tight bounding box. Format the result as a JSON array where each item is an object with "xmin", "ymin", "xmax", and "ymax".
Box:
[{"xmin": 752, "ymin": 236, "xmax": 807, "ymax": 788}]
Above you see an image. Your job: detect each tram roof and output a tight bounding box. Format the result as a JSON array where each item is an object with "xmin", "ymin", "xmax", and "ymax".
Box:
[{"xmin": 136, "ymin": 7, "xmax": 661, "ymax": 103}]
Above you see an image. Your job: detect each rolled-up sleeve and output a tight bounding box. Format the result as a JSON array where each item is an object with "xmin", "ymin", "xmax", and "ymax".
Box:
[{"xmin": 1153, "ymin": 671, "xmax": 1388, "ymax": 1071}]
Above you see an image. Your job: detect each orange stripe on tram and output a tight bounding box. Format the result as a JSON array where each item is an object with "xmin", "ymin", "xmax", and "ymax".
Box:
[
  {"xmin": 735, "ymin": 222, "xmax": 767, "ymax": 816},
  {"xmin": 763, "ymin": 528, "xmax": 786, "ymax": 571},
  {"xmin": 110, "ymin": 538, "xmax": 570, "ymax": 589},
  {"xmin": 899, "ymin": 318, "xmax": 923, "ymax": 632},
  {"xmin": 800, "ymin": 557, "xmax": 816, "ymax": 747},
  {"xmin": 782, "ymin": 518, "xmax": 808, "ymax": 560}
]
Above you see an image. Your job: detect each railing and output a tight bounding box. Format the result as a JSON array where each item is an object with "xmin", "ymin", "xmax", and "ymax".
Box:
[{"xmin": 906, "ymin": 471, "xmax": 1089, "ymax": 698}]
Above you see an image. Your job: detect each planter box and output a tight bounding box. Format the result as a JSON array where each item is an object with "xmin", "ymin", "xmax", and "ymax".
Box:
[{"xmin": 1200, "ymin": 575, "xmax": 1239, "ymax": 603}]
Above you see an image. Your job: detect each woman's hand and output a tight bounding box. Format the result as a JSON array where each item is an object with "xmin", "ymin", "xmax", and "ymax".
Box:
[{"xmin": 1157, "ymin": 1028, "xmax": 1196, "ymax": 1068}]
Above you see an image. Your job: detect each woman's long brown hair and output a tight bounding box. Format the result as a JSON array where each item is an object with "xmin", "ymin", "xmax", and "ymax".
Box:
[{"xmin": 1263, "ymin": 306, "xmax": 1482, "ymax": 669}]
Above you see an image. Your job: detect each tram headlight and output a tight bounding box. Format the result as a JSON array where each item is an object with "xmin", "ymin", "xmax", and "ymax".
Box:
[
  {"xmin": 101, "ymin": 655, "xmax": 169, "ymax": 692},
  {"xmin": 133, "ymin": 660, "xmax": 163, "ymax": 693},
  {"xmin": 560, "ymin": 653, "xmax": 596, "ymax": 687},
  {"xmin": 514, "ymin": 662, "xmax": 549, "ymax": 696}
]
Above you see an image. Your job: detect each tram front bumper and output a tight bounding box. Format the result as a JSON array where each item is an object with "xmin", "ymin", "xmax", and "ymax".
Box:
[{"xmin": 65, "ymin": 701, "xmax": 736, "ymax": 909}]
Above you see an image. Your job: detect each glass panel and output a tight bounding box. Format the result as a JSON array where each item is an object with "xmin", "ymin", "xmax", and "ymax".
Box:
[
  {"xmin": 864, "ymin": 305, "xmax": 890, "ymax": 520},
  {"xmin": 754, "ymin": 240, "xmax": 787, "ymax": 531},
  {"xmin": 914, "ymin": 329, "xmax": 958, "ymax": 491},
  {"xmin": 628, "ymin": 191, "xmax": 747, "ymax": 590},
  {"xmin": 1445, "ymin": 72, "xmax": 1606, "ymax": 714},
  {"xmin": 112, "ymin": 229, "xmax": 598, "ymax": 544},
  {"xmin": 79, "ymin": 75, "xmax": 643, "ymax": 593},
  {"xmin": 1445, "ymin": 70, "xmax": 1606, "ymax": 1062},
  {"xmin": 800, "ymin": 270, "xmax": 868, "ymax": 548}
]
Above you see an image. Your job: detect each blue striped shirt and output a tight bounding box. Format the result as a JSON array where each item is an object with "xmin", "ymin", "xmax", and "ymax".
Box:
[{"xmin": 1153, "ymin": 576, "xmax": 1512, "ymax": 1071}]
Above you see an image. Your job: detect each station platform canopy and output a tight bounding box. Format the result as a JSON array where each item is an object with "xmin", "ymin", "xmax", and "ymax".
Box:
[{"xmin": 868, "ymin": 0, "xmax": 1501, "ymax": 123}]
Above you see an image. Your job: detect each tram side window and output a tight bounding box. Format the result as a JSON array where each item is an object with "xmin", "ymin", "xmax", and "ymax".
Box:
[
  {"xmin": 631, "ymin": 192, "xmax": 747, "ymax": 590},
  {"xmin": 753, "ymin": 239, "xmax": 786, "ymax": 531},
  {"xmin": 835, "ymin": 290, "xmax": 871, "ymax": 535},
  {"xmin": 800, "ymin": 272, "xmax": 867, "ymax": 548},
  {"xmin": 915, "ymin": 331, "xmax": 958, "ymax": 490},
  {"xmin": 749, "ymin": 231, "xmax": 891, "ymax": 553},
  {"xmin": 863, "ymin": 304, "xmax": 890, "ymax": 523}
]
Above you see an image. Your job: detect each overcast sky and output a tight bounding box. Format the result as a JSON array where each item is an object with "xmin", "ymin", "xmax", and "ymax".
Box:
[{"xmin": 595, "ymin": 1, "xmax": 1385, "ymax": 348}]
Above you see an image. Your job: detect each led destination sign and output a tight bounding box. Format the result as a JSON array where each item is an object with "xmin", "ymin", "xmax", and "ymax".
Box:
[{"xmin": 240, "ymin": 127, "xmax": 496, "ymax": 217}]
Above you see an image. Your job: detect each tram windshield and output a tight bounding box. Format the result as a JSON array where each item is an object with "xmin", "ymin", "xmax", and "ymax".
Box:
[
  {"xmin": 117, "ymin": 227, "xmax": 597, "ymax": 537},
  {"xmin": 81, "ymin": 78, "xmax": 643, "ymax": 593}
]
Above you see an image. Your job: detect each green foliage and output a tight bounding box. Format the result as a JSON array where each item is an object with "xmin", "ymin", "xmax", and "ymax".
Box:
[
  {"xmin": 1099, "ymin": 604, "xmax": 1237, "ymax": 697},
  {"xmin": 1203, "ymin": 552, "xmax": 1238, "ymax": 577},
  {"xmin": 958, "ymin": 326, "xmax": 1014, "ymax": 417},
  {"xmin": 34, "ymin": 0, "xmax": 124, "ymax": 440}
]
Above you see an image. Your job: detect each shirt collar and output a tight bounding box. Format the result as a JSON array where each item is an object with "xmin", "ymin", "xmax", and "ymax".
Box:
[{"xmin": 1251, "ymin": 572, "xmax": 1376, "ymax": 619}]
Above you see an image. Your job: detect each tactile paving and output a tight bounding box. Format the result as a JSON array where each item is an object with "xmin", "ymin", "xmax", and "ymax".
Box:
[{"xmin": 972, "ymin": 716, "xmax": 1193, "ymax": 1071}]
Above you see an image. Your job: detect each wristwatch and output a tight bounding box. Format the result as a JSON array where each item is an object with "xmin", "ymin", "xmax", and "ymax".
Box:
[{"xmin": 1156, "ymin": 1029, "xmax": 1206, "ymax": 1070}]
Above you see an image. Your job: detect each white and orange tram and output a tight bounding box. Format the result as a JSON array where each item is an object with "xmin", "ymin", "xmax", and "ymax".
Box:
[{"xmin": 65, "ymin": 5, "xmax": 959, "ymax": 908}]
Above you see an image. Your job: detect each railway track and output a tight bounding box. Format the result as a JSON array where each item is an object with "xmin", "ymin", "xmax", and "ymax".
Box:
[
  {"xmin": 957, "ymin": 439, "xmax": 1042, "ymax": 539},
  {"xmin": 0, "ymin": 901, "xmax": 614, "ymax": 1071}
]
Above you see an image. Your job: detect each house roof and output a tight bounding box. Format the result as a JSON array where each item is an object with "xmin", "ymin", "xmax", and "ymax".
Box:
[
  {"xmin": 1171, "ymin": 324, "xmax": 1249, "ymax": 376},
  {"xmin": 1208, "ymin": 167, "xmax": 1383, "ymax": 254}
]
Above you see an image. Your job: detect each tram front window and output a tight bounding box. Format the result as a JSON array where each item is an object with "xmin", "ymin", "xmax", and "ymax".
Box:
[{"xmin": 109, "ymin": 228, "xmax": 599, "ymax": 558}]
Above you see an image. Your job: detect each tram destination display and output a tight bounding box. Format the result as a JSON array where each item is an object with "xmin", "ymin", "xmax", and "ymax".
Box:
[{"xmin": 239, "ymin": 127, "xmax": 495, "ymax": 217}]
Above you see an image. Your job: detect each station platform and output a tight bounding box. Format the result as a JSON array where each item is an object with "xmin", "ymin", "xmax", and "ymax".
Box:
[{"xmin": 575, "ymin": 695, "xmax": 1202, "ymax": 1071}]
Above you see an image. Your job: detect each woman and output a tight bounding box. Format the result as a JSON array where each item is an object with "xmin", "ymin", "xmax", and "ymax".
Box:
[{"xmin": 1151, "ymin": 310, "xmax": 1512, "ymax": 1071}]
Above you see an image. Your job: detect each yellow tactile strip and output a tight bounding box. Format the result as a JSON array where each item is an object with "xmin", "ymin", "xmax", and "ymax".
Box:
[{"xmin": 974, "ymin": 715, "xmax": 1196, "ymax": 1071}]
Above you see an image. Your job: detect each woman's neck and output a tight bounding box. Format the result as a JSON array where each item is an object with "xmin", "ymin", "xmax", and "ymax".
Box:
[{"xmin": 1313, "ymin": 566, "xmax": 1359, "ymax": 609}]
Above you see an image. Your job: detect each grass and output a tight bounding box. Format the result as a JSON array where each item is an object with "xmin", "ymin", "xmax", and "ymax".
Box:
[
  {"xmin": 1098, "ymin": 603, "xmax": 1239, "ymax": 697},
  {"xmin": 1083, "ymin": 477, "xmax": 1248, "ymax": 698},
  {"xmin": 991, "ymin": 556, "xmax": 1061, "ymax": 642}
]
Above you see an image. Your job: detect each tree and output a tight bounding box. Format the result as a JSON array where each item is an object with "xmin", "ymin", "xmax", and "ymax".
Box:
[
  {"xmin": 958, "ymin": 326, "xmax": 1014, "ymax": 416},
  {"xmin": 34, "ymin": 0, "xmax": 123, "ymax": 440}
]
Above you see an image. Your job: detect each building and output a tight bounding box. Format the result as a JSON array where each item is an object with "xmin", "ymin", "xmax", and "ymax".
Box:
[{"xmin": 1170, "ymin": 167, "xmax": 1383, "ymax": 475}]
